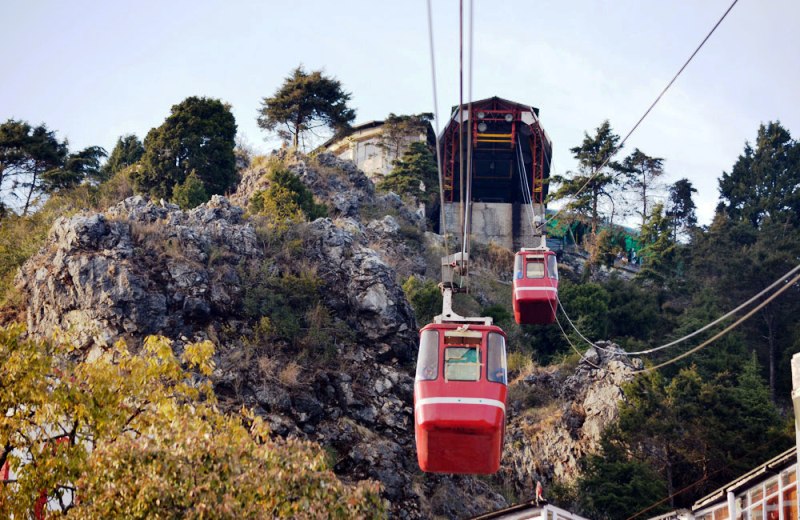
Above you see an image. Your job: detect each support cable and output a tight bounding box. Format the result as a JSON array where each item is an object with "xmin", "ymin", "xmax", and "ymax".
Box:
[
  {"xmin": 640, "ymin": 271, "xmax": 800, "ymax": 372},
  {"xmin": 554, "ymin": 306, "xmax": 600, "ymax": 369},
  {"xmin": 425, "ymin": 0, "xmax": 450, "ymax": 260},
  {"xmin": 516, "ymin": 137, "xmax": 539, "ymax": 241},
  {"xmin": 457, "ymin": 0, "xmax": 465, "ymax": 280},
  {"xmin": 546, "ymin": 0, "xmax": 739, "ymax": 226},
  {"xmin": 557, "ymin": 264, "xmax": 800, "ymax": 356},
  {"xmin": 629, "ymin": 263, "xmax": 800, "ymax": 355},
  {"xmin": 462, "ymin": 0, "xmax": 475, "ymax": 292}
]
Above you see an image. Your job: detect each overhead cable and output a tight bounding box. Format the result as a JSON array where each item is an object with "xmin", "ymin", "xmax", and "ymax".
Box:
[
  {"xmin": 628, "ymin": 263, "xmax": 800, "ymax": 355},
  {"xmin": 425, "ymin": 0, "xmax": 450, "ymax": 259},
  {"xmin": 557, "ymin": 264, "xmax": 800, "ymax": 357},
  {"xmin": 546, "ymin": 0, "xmax": 740, "ymax": 225},
  {"xmin": 640, "ymin": 271, "xmax": 800, "ymax": 372}
]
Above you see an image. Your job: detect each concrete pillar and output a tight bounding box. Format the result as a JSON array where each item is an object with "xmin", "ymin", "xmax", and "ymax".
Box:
[
  {"xmin": 791, "ymin": 353, "xmax": 800, "ymax": 470},
  {"xmin": 727, "ymin": 490, "xmax": 736, "ymax": 520}
]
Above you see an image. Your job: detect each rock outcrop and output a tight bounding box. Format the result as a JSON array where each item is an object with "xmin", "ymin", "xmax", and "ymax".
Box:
[
  {"xmin": 14, "ymin": 191, "xmax": 505, "ymax": 517},
  {"xmin": 17, "ymin": 195, "xmax": 260, "ymax": 350},
  {"xmin": 502, "ymin": 342, "xmax": 641, "ymax": 497},
  {"xmin": 14, "ymin": 153, "xmax": 640, "ymax": 518}
]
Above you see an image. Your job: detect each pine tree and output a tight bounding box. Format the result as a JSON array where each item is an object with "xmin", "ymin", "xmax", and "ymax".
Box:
[
  {"xmin": 101, "ymin": 134, "xmax": 144, "ymax": 181},
  {"xmin": 718, "ymin": 121, "xmax": 800, "ymax": 228},
  {"xmin": 551, "ymin": 120, "xmax": 624, "ymax": 239},
  {"xmin": 666, "ymin": 178, "xmax": 697, "ymax": 241},
  {"xmin": 377, "ymin": 141, "xmax": 437, "ymax": 201},
  {"xmin": 621, "ymin": 148, "xmax": 665, "ymax": 229},
  {"xmin": 257, "ymin": 66, "xmax": 355, "ymax": 149}
]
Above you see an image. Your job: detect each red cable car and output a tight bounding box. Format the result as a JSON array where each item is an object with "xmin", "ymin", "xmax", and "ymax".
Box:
[
  {"xmin": 414, "ymin": 321, "xmax": 508, "ymax": 474},
  {"xmin": 513, "ymin": 248, "xmax": 559, "ymax": 325}
]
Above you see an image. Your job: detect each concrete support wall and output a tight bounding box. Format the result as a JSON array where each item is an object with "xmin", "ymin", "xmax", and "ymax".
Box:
[{"xmin": 442, "ymin": 202, "xmax": 514, "ymax": 250}]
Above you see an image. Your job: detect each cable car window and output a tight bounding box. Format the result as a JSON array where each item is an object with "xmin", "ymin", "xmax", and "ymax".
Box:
[
  {"xmin": 514, "ymin": 254, "xmax": 524, "ymax": 280},
  {"xmin": 415, "ymin": 330, "xmax": 439, "ymax": 381},
  {"xmin": 487, "ymin": 332, "xmax": 507, "ymax": 384},
  {"xmin": 547, "ymin": 254, "xmax": 558, "ymax": 280},
  {"xmin": 444, "ymin": 347, "xmax": 480, "ymax": 381},
  {"xmin": 526, "ymin": 259, "xmax": 544, "ymax": 278}
]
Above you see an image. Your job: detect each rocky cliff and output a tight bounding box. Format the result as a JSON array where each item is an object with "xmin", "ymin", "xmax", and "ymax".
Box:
[{"xmin": 14, "ymin": 153, "xmax": 639, "ymax": 518}]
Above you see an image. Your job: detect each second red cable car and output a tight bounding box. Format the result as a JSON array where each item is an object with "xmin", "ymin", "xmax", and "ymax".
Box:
[
  {"xmin": 414, "ymin": 321, "xmax": 508, "ymax": 474},
  {"xmin": 513, "ymin": 248, "xmax": 559, "ymax": 325}
]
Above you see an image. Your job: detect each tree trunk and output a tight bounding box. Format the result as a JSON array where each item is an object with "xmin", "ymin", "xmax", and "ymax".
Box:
[
  {"xmin": 23, "ymin": 170, "xmax": 38, "ymax": 216},
  {"xmin": 591, "ymin": 183, "xmax": 599, "ymax": 237},
  {"xmin": 642, "ymin": 180, "xmax": 648, "ymax": 229},
  {"xmin": 293, "ymin": 115, "xmax": 302, "ymax": 149},
  {"xmin": 765, "ymin": 312, "xmax": 777, "ymax": 401}
]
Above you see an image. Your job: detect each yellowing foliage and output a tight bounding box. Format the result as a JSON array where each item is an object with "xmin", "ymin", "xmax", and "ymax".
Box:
[{"xmin": 0, "ymin": 324, "xmax": 384, "ymax": 518}]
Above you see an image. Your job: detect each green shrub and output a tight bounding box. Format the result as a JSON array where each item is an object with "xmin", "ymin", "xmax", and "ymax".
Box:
[
  {"xmin": 249, "ymin": 163, "xmax": 327, "ymax": 228},
  {"xmin": 241, "ymin": 262, "xmax": 321, "ymax": 343},
  {"xmin": 402, "ymin": 276, "xmax": 442, "ymax": 325},
  {"xmin": 171, "ymin": 170, "xmax": 209, "ymax": 209},
  {"xmin": 481, "ymin": 303, "xmax": 513, "ymax": 326}
]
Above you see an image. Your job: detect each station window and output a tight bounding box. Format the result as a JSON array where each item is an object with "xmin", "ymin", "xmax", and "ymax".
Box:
[
  {"xmin": 783, "ymin": 483, "xmax": 797, "ymax": 520},
  {"xmin": 714, "ymin": 505, "xmax": 729, "ymax": 520},
  {"xmin": 751, "ymin": 486, "xmax": 764, "ymax": 520},
  {"xmin": 415, "ymin": 330, "xmax": 439, "ymax": 381},
  {"xmin": 765, "ymin": 478, "xmax": 779, "ymax": 520},
  {"xmin": 486, "ymin": 332, "xmax": 507, "ymax": 384},
  {"xmin": 444, "ymin": 347, "xmax": 480, "ymax": 381}
]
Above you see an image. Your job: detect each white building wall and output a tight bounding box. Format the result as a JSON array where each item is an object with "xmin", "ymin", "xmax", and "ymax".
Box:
[{"xmin": 328, "ymin": 127, "xmax": 427, "ymax": 181}]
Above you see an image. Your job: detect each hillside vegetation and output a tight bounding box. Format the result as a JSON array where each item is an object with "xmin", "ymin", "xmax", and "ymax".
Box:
[{"xmin": 1, "ymin": 76, "xmax": 799, "ymax": 518}]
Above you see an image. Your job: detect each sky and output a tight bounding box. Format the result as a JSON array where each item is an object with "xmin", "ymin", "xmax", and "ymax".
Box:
[{"xmin": 1, "ymin": 0, "xmax": 798, "ymax": 226}]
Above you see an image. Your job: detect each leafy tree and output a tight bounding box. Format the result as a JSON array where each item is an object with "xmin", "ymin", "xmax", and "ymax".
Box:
[
  {"xmin": 379, "ymin": 113, "xmax": 433, "ymax": 158},
  {"xmin": 666, "ymin": 178, "xmax": 697, "ymax": 241},
  {"xmin": 0, "ymin": 324, "xmax": 383, "ymax": 517},
  {"xmin": 136, "ymin": 96, "xmax": 238, "ymax": 200},
  {"xmin": 604, "ymin": 276, "xmax": 661, "ymax": 343},
  {"xmin": 101, "ymin": 134, "xmax": 144, "ymax": 180},
  {"xmin": 558, "ymin": 280, "xmax": 610, "ymax": 340},
  {"xmin": 171, "ymin": 170, "xmax": 208, "ymax": 210},
  {"xmin": 577, "ymin": 436, "xmax": 669, "ymax": 519},
  {"xmin": 377, "ymin": 141, "xmax": 438, "ymax": 201},
  {"xmin": 0, "ymin": 119, "xmax": 67, "ymax": 215},
  {"xmin": 718, "ymin": 121, "xmax": 800, "ymax": 228},
  {"xmin": 621, "ymin": 148, "xmax": 665, "ymax": 229},
  {"xmin": 258, "ymin": 66, "xmax": 356, "ymax": 149}
]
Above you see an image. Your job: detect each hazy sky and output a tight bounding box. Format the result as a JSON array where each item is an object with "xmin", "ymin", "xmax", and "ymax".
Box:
[{"xmin": 1, "ymin": 0, "xmax": 798, "ymax": 225}]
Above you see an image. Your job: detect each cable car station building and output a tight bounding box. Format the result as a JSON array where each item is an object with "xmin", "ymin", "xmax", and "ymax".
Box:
[
  {"xmin": 439, "ymin": 96, "xmax": 552, "ymax": 250},
  {"xmin": 650, "ymin": 447, "xmax": 798, "ymax": 520}
]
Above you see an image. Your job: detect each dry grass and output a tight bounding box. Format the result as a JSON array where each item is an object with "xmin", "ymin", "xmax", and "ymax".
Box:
[
  {"xmin": 520, "ymin": 402, "xmax": 563, "ymax": 437},
  {"xmin": 507, "ymin": 351, "xmax": 536, "ymax": 380},
  {"xmin": 258, "ymin": 355, "xmax": 279, "ymax": 382},
  {"xmin": 129, "ymin": 221, "xmax": 163, "ymax": 245},
  {"xmin": 279, "ymin": 361, "xmax": 303, "ymax": 388}
]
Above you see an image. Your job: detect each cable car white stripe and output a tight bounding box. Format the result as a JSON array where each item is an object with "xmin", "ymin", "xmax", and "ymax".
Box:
[
  {"xmin": 514, "ymin": 287, "xmax": 558, "ymax": 293},
  {"xmin": 415, "ymin": 397, "xmax": 506, "ymax": 412}
]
